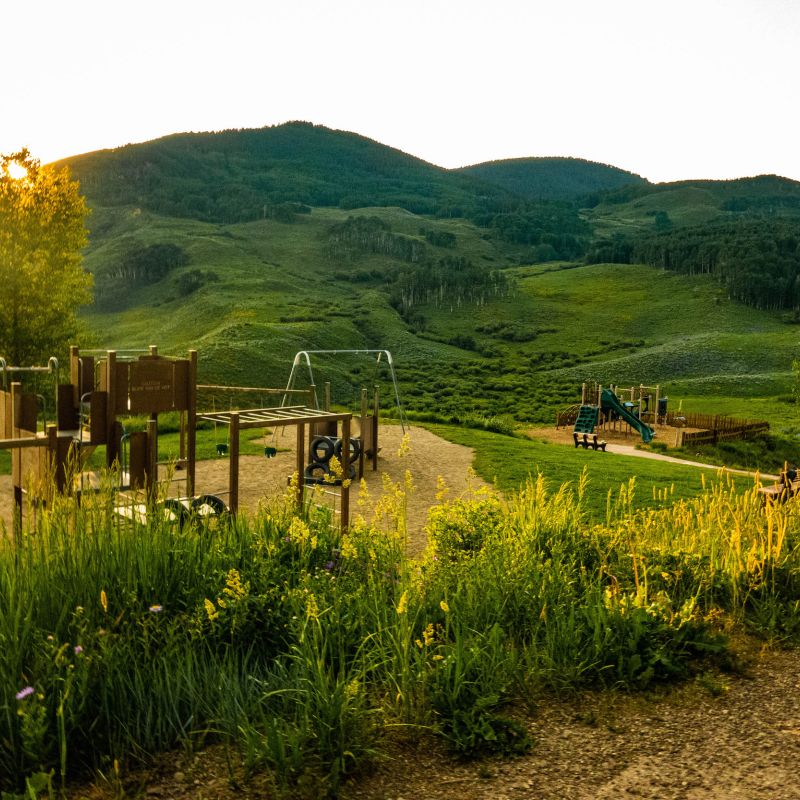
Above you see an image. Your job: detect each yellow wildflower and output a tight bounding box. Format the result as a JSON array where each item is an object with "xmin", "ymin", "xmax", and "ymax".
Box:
[
  {"xmin": 204, "ymin": 598, "xmax": 219, "ymax": 621},
  {"xmin": 397, "ymin": 433, "xmax": 411, "ymax": 458},
  {"xmin": 341, "ymin": 534, "xmax": 357, "ymax": 560},
  {"xmin": 305, "ymin": 593, "xmax": 319, "ymax": 621},
  {"xmin": 440, "ymin": 600, "xmax": 450, "ymax": 614},
  {"xmin": 396, "ymin": 590, "xmax": 409, "ymax": 615},
  {"xmin": 100, "ymin": 590, "xmax": 108, "ymax": 614},
  {"xmin": 422, "ymin": 622, "xmax": 435, "ymax": 647},
  {"xmin": 288, "ymin": 518, "xmax": 311, "ymax": 544}
]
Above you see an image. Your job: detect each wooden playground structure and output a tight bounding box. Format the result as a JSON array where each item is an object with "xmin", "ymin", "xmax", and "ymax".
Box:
[{"xmin": 0, "ymin": 346, "xmax": 391, "ymax": 536}]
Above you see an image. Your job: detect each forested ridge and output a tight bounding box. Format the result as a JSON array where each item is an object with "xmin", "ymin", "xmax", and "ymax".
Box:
[
  {"xmin": 458, "ymin": 156, "xmax": 647, "ymax": 201},
  {"xmin": 56, "ymin": 121, "xmax": 800, "ymax": 315}
]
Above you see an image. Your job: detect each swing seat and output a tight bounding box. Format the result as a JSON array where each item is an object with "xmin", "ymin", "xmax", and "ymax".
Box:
[
  {"xmin": 216, "ymin": 443, "xmax": 229, "ymax": 456},
  {"xmin": 264, "ymin": 446, "xmax": 277, "ymax": 458}
]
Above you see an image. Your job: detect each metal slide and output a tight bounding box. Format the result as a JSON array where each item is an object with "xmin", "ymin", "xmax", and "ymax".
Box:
[{"xmin": 600, "ymin": 389, "xmax": 655, "ymax": 443}]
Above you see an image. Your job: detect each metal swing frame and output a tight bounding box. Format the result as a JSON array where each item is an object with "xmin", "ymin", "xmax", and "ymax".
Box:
[{"xmin": 283, "ymin": 350, "xmax": 408, "ymax": 432}]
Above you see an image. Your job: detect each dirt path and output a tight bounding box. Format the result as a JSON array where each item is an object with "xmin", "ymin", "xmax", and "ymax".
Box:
[
  {"xmin": 342, "ymin": 645, "xmax": 800, "ymax": 800},
  {"xmin": 71, "ymin": 644, "xmax": 800, "ymax": 799},
  {"xmin": 531, "ymin": 426, "xmax": 780, "ymax": 482},
  {"xmin": 190, "ymin": 423, "xmax": 487, "ymax": 555}
]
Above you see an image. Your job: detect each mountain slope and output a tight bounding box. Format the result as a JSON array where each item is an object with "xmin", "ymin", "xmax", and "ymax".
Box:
[
  {"xmin": 57, "ymin": 122, "xmax": 517, "ymax": 222},
  {"xmin": 457, "ymin": 157, "xmax": 647, "ymax": 201}
]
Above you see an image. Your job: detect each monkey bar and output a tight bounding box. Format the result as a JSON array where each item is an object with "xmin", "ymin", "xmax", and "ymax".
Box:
[{"xmin": 198, "ymin": 405, "xmax": 354, "ymax": 529}]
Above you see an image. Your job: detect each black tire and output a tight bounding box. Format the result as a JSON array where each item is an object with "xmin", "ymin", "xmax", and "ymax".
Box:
[
  {"xmin": 160, "ymin": 498, "xmax": 190, "ymax": 529},
  {"xmin": 191, "ymin": 494, "xmax": 229, "ymax": 517},
  {"xmin": 310, "ymin": 436, "xmax": 335, "ymax": 464},
  {"xmin": 334, "ymin": 437, "xmax": 361, "ymax": 461},
  {"xmin": 304, "ymin": 462, "xmax": 330, "ymax": 484}
]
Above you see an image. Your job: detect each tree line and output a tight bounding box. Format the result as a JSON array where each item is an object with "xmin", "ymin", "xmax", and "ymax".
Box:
[{"xmin": 589, "ymin": 219, "xmax": 800, "ymax": 311}]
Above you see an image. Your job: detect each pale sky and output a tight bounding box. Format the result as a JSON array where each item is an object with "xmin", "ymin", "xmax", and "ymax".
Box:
[{"xmin": 3, "ymin": 0, "xmax": 799, "ymax": 183}]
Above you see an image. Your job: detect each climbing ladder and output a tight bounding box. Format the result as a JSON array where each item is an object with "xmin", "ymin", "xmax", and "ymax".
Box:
[{"xmin": 573, "ymin": 405, "xmax": 599, "ymax": 434}]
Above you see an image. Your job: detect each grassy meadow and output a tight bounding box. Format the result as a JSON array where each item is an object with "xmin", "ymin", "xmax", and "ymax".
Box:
[
  {"xmin": 81, "ymin": 204, "xmax": 800, "ymax": 433},
  {"xmin": 2, "ymin": 459, "xmax": 799, "ymax": 795}
]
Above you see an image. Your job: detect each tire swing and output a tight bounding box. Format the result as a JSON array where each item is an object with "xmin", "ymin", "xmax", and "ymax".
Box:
[
  {"xmin": 304, "ymin": 461, "xmax": 330, "ymax": 484},
  {"xmin": 334, "ymin": 437, "xmax": 361, "ymax": 462},
  {"xmin": 159, "ymin": 498, "xmax": 190, "ymax": 529},
  {"xmin": 191, "ymin": 494, "xmax": 229, "ymax": 518},
  {"xmin": 310, "ymin": 436, "xmax": 336, "ymax": 464}
]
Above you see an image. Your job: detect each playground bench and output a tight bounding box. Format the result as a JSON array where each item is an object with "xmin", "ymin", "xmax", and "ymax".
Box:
[
  {"xmin": 759, "ymin": 466, "xmax": 800, "ymax": 504},
  {"xmin": 573, "ymin": 432, "xmax": 606, "ymax": 452}
]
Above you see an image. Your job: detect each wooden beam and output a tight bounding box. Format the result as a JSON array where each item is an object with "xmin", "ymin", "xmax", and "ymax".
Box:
[
  {"xmin": 146, "ymin": 419, "xmax": 158, "ymax": 502},
  {"xmin": 295, "ymin": 422, "xmax": 305, "ymax": 513},
  {"xmin": 187, "ymin": 349, "xmax": 197, "ymax": 497},
  {"xmin": 229, "ymin": 413, "xmax": 240, "ymax": 514},
  {"xmin": 341, "ymin": 416, "xmax": 350, "ymax": 531},
  {"xmin": 0, "ymin": 436, "xmax": 46, "ymax": 450}
]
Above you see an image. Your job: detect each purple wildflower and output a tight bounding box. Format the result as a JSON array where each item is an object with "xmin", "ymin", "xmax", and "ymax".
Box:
[
  {"xmin": 74, "ymin": 645, "xmax": 83, "ymax": 655},
  {"xmin": 324, "ymin": 561, "xmax": 335, "ymax": 572},
  {"xmin": 15, "ymin": 686, "xmax": 34, "ymax": 701}
]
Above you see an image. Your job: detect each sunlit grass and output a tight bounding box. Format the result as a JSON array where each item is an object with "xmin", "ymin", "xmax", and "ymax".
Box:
[{"xmin": 1, "ymin": 459, "xmax": 798, "ymax": 791}]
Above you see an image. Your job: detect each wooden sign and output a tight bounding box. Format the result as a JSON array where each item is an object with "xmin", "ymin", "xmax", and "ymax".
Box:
[{"xmin": 128, "ymin": 360, "xmax": 175, "ymax": 413}]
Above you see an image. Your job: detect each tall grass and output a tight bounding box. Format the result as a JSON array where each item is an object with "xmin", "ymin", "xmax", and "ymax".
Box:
[{"xmin": 1, "ymin": 467, "xmax": 799, "ymax": 794}]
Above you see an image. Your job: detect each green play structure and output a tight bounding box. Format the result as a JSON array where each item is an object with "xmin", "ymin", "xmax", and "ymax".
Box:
[
  {"xmin": 600, "ymin": 388, "xmax": 655, "ymax": 443},
  {"xmin": 572, "ymin": 387, "xmax": 656, "ymax": 444}
]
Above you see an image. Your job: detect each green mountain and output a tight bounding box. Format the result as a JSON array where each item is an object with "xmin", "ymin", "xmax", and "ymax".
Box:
[
  {"xmin": 49, "ymin": 124, "xmax": 800, "ymax": 430},
  {"xmin": 457, "ymin": 157, "xmax": 647, "ymax": 201},
  {"xmin": 57, "ymin": 122, "xmax": 517, "ymax": 222}
]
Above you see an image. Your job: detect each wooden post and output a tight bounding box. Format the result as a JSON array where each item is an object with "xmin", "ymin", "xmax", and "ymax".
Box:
[
  {"xmin": 373, "ymin": 385, "xmax": 380, "ymax": 471},
  {"xmin": 358, "ymin": 388, "xmax": 367, "ymax": 479},
  {"xmin": 11, "ymin": 382, "xmax": 22, "ymax": 538},
  {"xmin": 597, "ymin": 384, "xmax": 602, "ymax": 428},
  {"xmin": 69, "ymin": 345, "xmax": 80, "ymax": 405},
  {"xmin": 187, "ymin": 350, "xmax": 197, "ymax": 497},
  {"xmin": 324, "ymin": 382, "xmax": 331, "ymax": 412},
  {"xmin": 655, "ymin": 385, "xmax": 660, "ymax": 425},
  {"xmin": 146, "ymin": 419, "xmax": 158, "ymax": 502},
  {"xmin": 229, "ymin": 413, "xmax": 240, "ymax": 514},
  {"xmin": 105, "ymin": 351, "xmax": 118, "ymax": 467},
  {"xmin": 295, "ymin": 422, "xmax": 305, "ymax": 513},
  {"xmin": 341, "ymin": 415, "xmax": 351, "ymax": 531},
  {"xmin": 149, "ymin": 345, "xmax": 158, "ymax": 357},
  {"xmin": 47, "ymin": 424, "xmax": 69, "ymax": 496},
  {"xmin": 581, "ymin": 382, "xmax": 586, "ymax": 405}
]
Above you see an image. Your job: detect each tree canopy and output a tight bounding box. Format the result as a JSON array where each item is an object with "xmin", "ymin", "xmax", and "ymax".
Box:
[{"xmin": 0, "ymin": 150, "xmax": 92, "ymax": 365}]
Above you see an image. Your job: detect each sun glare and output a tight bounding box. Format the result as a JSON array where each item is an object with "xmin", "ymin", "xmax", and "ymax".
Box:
[{"xmin": 5, "ymin": 161, "xmax": 28, "ymax": 180}]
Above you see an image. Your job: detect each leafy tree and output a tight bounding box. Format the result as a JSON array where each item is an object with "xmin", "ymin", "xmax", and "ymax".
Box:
[{"xmin": 0, "ymin": 150, "xmax": 91, "ymax": 365}]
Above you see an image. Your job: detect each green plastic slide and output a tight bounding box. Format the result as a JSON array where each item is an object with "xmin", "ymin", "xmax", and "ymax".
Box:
[{"xmin": 600, "ymin": 389, "xmax": 655, "ymax": 443}]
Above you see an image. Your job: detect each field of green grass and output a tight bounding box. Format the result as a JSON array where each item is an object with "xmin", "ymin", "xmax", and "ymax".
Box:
[
  {"xmin": 81, "ymin": 205, "xmax": 800, "ymax": 437},
  {"xmin": 426, "ymin": 423, "xmax": 740, "ymax": 520},
  {"xmin": 2, "ymin": 451, "xmax": 799, "ymax": 793}
]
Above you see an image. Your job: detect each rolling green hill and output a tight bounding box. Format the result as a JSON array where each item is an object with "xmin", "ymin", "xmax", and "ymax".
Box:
[
  {"xmin": 80, "ymin": 203, "xmax": 800, "ymax": 433},
  {"xmin": 587, "ymin": 174, "xmax": 800, "ymax": 237},
  {"xmin": 57, "ymin": 122, "xmax": 517, "ymax": 222},
  {"xmin": 42, "ymin": 123, "xmax": 800, "ymax": 436},
  {"xmin": 458, "ymin": 156, "xmax": 647, "ymax": 201}
]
